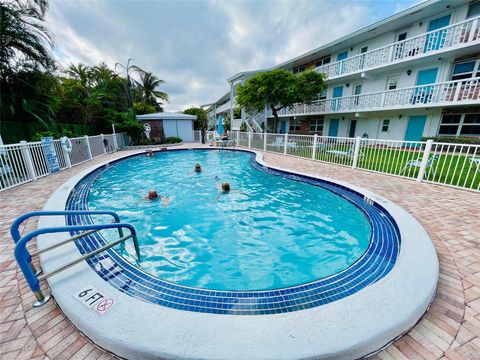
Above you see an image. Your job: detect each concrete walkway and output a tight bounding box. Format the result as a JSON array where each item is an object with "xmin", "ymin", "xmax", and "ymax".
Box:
[{"xmin": 0, "ymin": 146, "xmax": 479, "ymax": 359}]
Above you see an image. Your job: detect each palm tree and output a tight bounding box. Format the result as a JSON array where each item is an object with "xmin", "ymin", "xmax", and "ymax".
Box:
[
  {"xmin": 137, "ymin": 72, "xmax": 169, "ymax": 111},
  {"xmin": 66, "ymin": 63, "xmax": 92, "ymax": 87},
  {"xmin": 115, "ymin": 58, "xmax": 142, "ymax": 114},
  {"xmin": 0, "ymin": 0, "xmax": 53, "ymax": 77}
]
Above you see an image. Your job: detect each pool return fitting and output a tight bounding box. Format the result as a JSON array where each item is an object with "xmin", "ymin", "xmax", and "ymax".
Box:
[{"xmin": 10, "ymin": 211, "xmax": 140, "ymax": 307}]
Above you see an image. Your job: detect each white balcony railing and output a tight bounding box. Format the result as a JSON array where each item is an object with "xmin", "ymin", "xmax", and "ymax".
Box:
[
  {"xmin": 273, "ymin": 77, "xmax": 480, "ymax": 117},
  {"xmin": 316, "ymin": 16, "xmax": 480, "ymax": 79},
  {"xmin": 215, "ymin": 101, "xmax": 232, "ymax": 114}
]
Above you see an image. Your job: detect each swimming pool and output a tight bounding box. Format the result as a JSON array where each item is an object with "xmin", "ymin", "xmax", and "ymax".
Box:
[
  {"xmin": 87, "ymin": 150, "xmax": 372, "ymax": 291},
  {"xmin": 39, "ymin": 147, "xmax": 438, "ymax": 359}
]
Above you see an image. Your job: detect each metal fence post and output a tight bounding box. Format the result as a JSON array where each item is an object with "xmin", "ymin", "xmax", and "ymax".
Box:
[
  {"xmin": 20, "ymin": 141, "xmax": 36, "ymax": 181},
  {"xmin": 100, "ymin": 134, "xmax": 106, "ymax": 154},
  {"xmin": 84, "ymin": 136, "xmax": 93, "ymax": 159},
  {"xmin": 417, "ymin": 139, "xmax": 433, "ymax": 182},
  {"xmin": 312, "ymin": 134, "xmax": 318, "ymax": 160},
  {"xmin": 236, "ymin": 131, "xmax": 240, "ymax": 145},
  {"xmin": 112, "ymin": 133, "xmax": 119, "ymax": 151},
  {"xmin": 352, "ymin": 136, "xmax": 362, "ymax": 169},
  {"xmin": 263, "ymin": 132, "xmax": 267, "ymax": 151},
  {"xmin": 284, "ymin": 133, "xmax": 288, "ymax": 155},
  {"xmin": 248, "ymin": 132, "xmax": 252, "ymax": 148},
  {"xmin": 62, "ymin": 142, "xmax": 72, "ymax": 168}
]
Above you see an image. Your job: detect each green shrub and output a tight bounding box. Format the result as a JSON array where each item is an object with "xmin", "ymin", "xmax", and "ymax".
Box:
[
  {"xmin": 422, "ymin": 136, "xmax": 480, "ymax": 145},
  {"xmin": 164, "ymin": 136, "xmax": 182, "ymax": 144}
]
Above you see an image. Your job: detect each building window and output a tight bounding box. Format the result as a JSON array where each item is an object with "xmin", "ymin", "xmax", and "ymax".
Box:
[
  {"xmin": 309, "ymin": 118, "xmax": 324, "ymax": 133},
  {"xmin": 315, "ymin": 56, "xmax": 331, "ymax": 68},
  {"xmin": 386, "ymin": 76, "xmax": 399, "ymax": 90},
  {"xmin": 289, "ymin": 119, "xmax": 301, "ymax": 132},
  {"xmin": 451, "ymin": 60, "xmax": 480, "ymax": 80},
  {"xmin": 360, "ymin": 46, "xmax": 368, "ymax": 54},
  {"xmin": 381, "ymin": 119, "xmax": 390, "ymax": 132},
  {"xmin": 467, "ymin": 1, "xmax": 480, "ymax": 18},
  {"xmin": 438, "ymin": 113, "xmax": 480, "ymax": 136},
  {"xmin": 397, "ymin": 32, "xmax": 407, "ymax": 41},
  {"xmin": 293, "ymin": 66, "xmax": 305, "ymax": 74},
  {"xmin": 319, "ymin": 89, "xmax": 327, "ymax": 100}
]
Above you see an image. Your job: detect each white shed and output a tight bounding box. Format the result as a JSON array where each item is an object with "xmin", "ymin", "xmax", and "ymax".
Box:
[{"xmin": 136, "ymin": 112, "xmax": 196, "ymax": 142}]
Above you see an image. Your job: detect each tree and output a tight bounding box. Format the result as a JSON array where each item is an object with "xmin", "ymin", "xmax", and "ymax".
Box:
[
  {"xmin": 184, "ymin": 107, "xmax": 208, "ymax": 130},
  {"xmin": 136, "ymin": 71, "xmax": 169, "ymax": 111},
  {"xmin": 236, "ymin": 69, "xmax": 326, "ymax": 130},
  {"xmin": 0, "ymin": 0, "xmax": 53, "ymax": 77}
]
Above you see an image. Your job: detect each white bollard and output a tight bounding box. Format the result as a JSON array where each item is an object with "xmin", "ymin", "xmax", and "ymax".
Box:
[{"xmin": 284, "ymin": 133, "xmax": 288, "ymax": 155}]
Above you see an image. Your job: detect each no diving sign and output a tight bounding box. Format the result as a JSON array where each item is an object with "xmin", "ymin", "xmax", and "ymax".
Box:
[{"xmin": 74, "ymin": 287, "xmax": 116, "ymax": 316}]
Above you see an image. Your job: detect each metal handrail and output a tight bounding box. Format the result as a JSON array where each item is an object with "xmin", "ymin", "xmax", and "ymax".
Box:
[
  {"xmin": 10, "ymin": 210, "xmax": 125, "ymax": 276},
  {"xmin": 14, "ymin": 220, "xmax": 140, "ymax": 307}
]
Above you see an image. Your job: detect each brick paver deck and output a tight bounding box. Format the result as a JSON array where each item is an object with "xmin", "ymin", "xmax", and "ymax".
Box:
[{"xmin": 0, "ymin": 146, "xmax": 479, "ymax": 359}]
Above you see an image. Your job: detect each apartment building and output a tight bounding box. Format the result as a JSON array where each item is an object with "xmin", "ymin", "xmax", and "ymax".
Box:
[{"xmin": 207, "ymin": 0, "xmax": 480, "ymax": 141}]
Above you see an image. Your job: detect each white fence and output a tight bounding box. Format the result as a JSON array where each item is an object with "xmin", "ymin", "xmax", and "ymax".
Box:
[
  {"xmin": 0, "ymin": 133, "xmax": 127, "ymax": 191},
  {"xmin": 316, "ymin": 16, "xmax": 480, "ymax": 79},
  {"xmin": 216, "ymin": 131, "xmax": 480, "ymax": 192}
]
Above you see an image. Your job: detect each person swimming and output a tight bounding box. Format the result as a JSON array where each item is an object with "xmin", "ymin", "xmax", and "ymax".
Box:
[
  {"xmin": 221, "ymin": 182, "xmax": 230, "ymax": 193},
  {"xmin": 194, "ymin": 164, "xmax": 202, "ymax": 173},
  {"xmin": 145, "ymin": 189, "xmax": 159, "ymax": 200},
  {"xmin": 145, "ymin": 190, "xmax": 170, "ymax": 206},
  {"xmin": 145, "ymin": 149, "xmax": 154, "ymax": 157}
]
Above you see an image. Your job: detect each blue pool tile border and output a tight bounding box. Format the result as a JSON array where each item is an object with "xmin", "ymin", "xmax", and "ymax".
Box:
[{"xmin": 64, "ymin": 148, "xmax": 400, "ymax": 315}]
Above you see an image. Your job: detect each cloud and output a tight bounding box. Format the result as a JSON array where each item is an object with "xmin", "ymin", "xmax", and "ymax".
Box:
[{"xmin": 46, "ymin": 0, "xmax": 417, "ymax": 111}]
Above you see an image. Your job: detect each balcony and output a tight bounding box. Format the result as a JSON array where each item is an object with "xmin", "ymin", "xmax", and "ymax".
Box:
[
  {"xmin": 273, "ymin": 77, "xmax": 480, "ymax": 117},
  {"xmin": 316, "ymin": 16, "xmax": 480, "ymax": 80}
]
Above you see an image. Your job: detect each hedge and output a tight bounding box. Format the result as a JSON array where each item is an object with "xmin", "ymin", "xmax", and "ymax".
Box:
[
  {"xmin": 422, "ymin": 136, "xmax": 480, "ymax": 145},
  {"xmin": 0, "ymin": 121, "xmax": 99, "ymax": 144}
]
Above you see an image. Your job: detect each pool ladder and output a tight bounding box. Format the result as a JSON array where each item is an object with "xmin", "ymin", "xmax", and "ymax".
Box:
[{"xmin": 10, "ymin": 211, "xmax": 140, "ymax": 307}]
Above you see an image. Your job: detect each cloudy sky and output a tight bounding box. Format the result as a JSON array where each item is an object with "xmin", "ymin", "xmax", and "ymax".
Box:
[{"xmin": 46, "ymin": 0, "xmax": 418, "ymax": 111}]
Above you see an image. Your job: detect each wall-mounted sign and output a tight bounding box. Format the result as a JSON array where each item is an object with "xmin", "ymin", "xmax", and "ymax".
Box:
[{"xmin": 41, "ymin": 137, "xmax": 60, "ymax": 173}]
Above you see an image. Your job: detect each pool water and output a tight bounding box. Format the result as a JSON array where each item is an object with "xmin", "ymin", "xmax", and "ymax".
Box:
[{"xmin": 87, "ymin": 150, "xmax": 372, "ymax": 291}]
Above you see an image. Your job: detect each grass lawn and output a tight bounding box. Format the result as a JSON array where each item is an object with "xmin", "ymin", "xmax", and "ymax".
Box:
[{"xmin": 238, "ymin": 137, "xmax": 480, "ymax": 190}]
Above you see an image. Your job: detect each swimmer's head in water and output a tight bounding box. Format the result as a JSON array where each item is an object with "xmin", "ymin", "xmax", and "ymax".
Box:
[
  {"xmin": 148, "ymin": 190, "xmax": 158, "ymax": 200},
  {"xmin": 195, "ymin": 164, "xmax": 201, "ymax": 172},
  {"xmin": 221, "ymin": 182, "xmax": 230, "ymax": 192}
]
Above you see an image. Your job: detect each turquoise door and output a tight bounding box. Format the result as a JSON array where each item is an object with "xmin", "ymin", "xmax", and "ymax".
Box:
[
  {"xmin": 336, "ymin": 51, "xmax": 348, "ymax": 75},
  {"xmin": 337, "ymin": 51, "xmax": 348, "ymax": 61},
  {"xmin": 329, "ymin": 119, "xmax": 339, "ymax": 137},
  {"xmin": 404, "ymin": 116, "xmax": 426, "ymax": 141},
  {"xmin": 413, "ymin": 68, "xmax": 438, "ymax": 104},
  {"xmin": 280, "ymin": 120, "xmax": 286, "ymax": 133},
  {"xmin": 425, "ymin": 14, "xmax": 451, "ymax": 51},
  {"xmin": 332, "ymin": 86, "xmax": 343, "ymax": 111}
]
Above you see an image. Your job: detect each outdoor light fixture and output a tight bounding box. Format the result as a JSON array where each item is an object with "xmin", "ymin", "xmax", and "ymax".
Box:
[
  {"xmin": 346, "ymin": 83, "xmax": 350, "ymax": 87},
  {"xmin": 407, "ymin": 69, "xmax": 412, "ymax": 76}
]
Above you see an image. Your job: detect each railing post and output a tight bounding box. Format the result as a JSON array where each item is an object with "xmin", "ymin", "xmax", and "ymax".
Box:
[
  {"xmin": 417, "ymin": 139, "xmax": 433, "ymax": 182},
  {"xmin": 284, "ymin": 133, "xmax": 288, "ymax": 155},
  {"xmin": 20, "ymin": 141, "xmax": 36, "ymax": 181},
  {"xmin": 112, "ymin": 133, "xmax": 119, "ymax": 151},
  {"xmin": 263, "ymin": 131, "xmax": 267, "ymax": 152},
  {"xmin": 84, "ymin": 136, "xmax": 93, "ymax": 159},
  {"xmin": 468, "ymin": 18, "xmax": 478, "ymax": 43},
  {"xmin": 248, "ymin": 131, "xmax": 252, "ymax": 148},
  {"xmin": 236, "ymin": 130, "xmax": 240, "ymax": 145},
  {"xmin": 100, "ymin": 134, "xmax": 106, "ymax": 154},
  {"xmin": 312, "ymin": 134, "xmax": 318, "ymax": 160},
  {"xmin": 352, "ymin": 136, "xmax": 362, "ymax": 169},
  {"xmin": 453, "ymin": 81, "xmax": 463, "ymax": 102},
  {"xmin": 62, "ymin": 141, "xmax": 72, "ymax": 168}
]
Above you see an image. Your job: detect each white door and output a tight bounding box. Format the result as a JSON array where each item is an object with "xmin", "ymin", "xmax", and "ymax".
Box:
[{"xmin": 176, "ymin": 120, "xmax": 193, "ymax": 142}]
